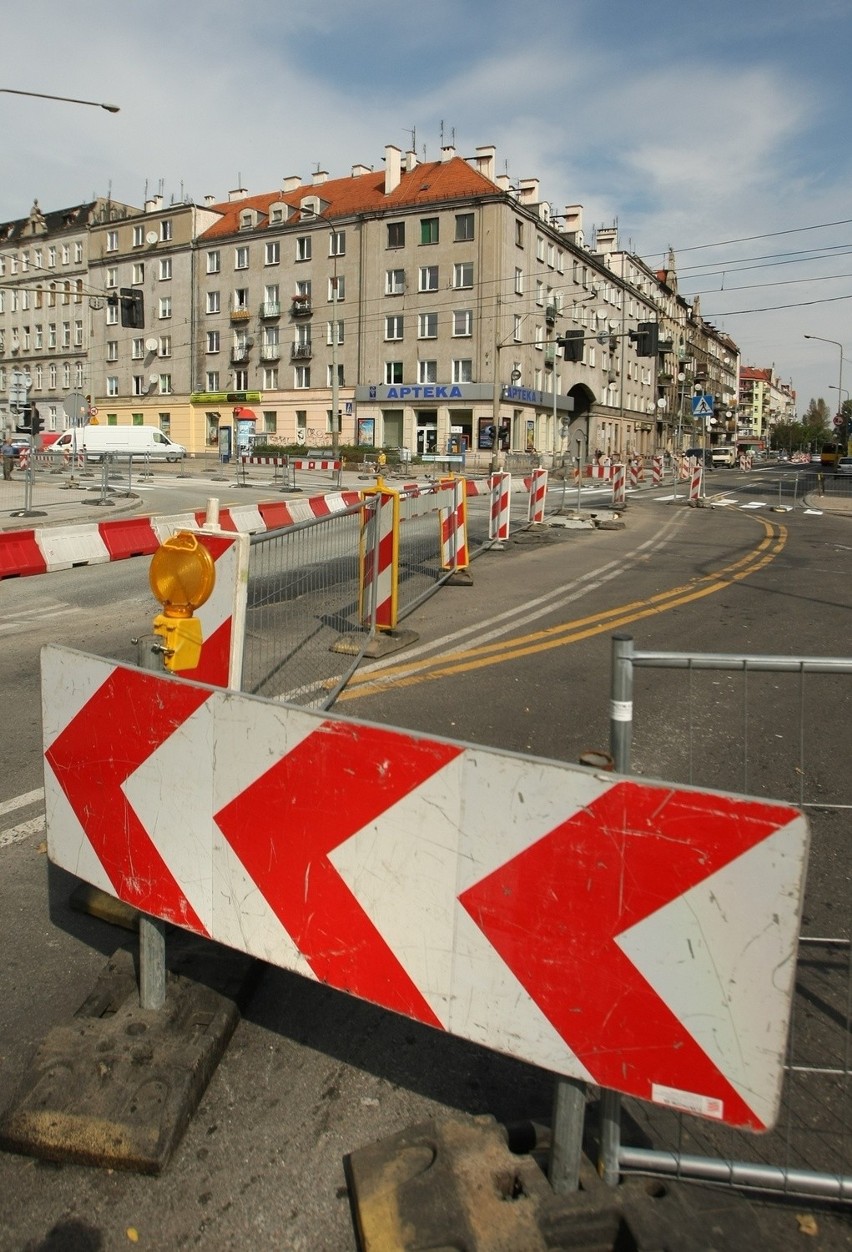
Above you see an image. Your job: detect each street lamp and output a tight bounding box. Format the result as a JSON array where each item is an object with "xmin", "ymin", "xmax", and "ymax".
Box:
[
  {"xmin": 804, "ymin": 334, "xmax": 844, "ymax": 433},
  {"xmin": 0, "ymin": 87, "xmax": 119, "ymax": 112},
  {"xmin": 302, "ymin": 207, "xmax": 340, "ymax": 455}
]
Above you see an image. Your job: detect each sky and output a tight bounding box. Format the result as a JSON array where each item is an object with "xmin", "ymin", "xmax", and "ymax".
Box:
[{"xmin": 3, "ymin": 0, "xmax": 851, "ymax": 416}]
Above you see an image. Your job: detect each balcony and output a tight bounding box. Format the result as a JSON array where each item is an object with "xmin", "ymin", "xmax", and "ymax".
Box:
[
  {"xmin": 291, "ymin": 297, "xmax": 312, "ymax": 318},
  {"xmin": 231, "ymin": 306, "xmax": 251, "ymax": 322},
  {"xmin": 231, "ymin": 347, "xmax": 251, "ymax": 364},
  {"xmin": 291, "ymin": 343, "xmax": 312, "ymax": 360},
  {"xmin": 260, "ymin": 302, "xmax": 281, "ymax": 319},
  {"xmin": 260, "ymin": 344, "xmax": 281, "ymax": 361}
]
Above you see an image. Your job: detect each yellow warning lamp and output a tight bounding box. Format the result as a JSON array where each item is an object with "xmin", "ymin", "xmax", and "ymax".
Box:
[{"xmin": 148, "ymin": 532, "xmax": 215, "ymax": 671}]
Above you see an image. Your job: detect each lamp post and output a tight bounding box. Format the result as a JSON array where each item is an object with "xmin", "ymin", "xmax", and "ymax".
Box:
[
  {"xmin": 303, "ymin": 208, "xmax": 340, "ymax": 456},
  {"xmin": 804, "ymin": 334, "xmax": 844, "ymax": 446},
  {"xmin": 0, "ymin": 87, "xmax": 119, "ymax": 112}
]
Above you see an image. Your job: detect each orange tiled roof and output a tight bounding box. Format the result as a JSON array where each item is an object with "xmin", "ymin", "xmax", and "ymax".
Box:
[{"xmin": 199, "ymin": 156, "xmax": 499, "ymax": 241}]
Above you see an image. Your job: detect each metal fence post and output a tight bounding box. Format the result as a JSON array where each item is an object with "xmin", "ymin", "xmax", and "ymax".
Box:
[
  {"xmin": 549, "ymin": 1077, "xmax": 587, "ymax": 1193},
  {"xmin": 136, "ymin": 635, "xmax": 168, "ymax": 1010},
  {"xmin": 596, "ymin": 633, "xmax": 636, "ymax": 1186}
]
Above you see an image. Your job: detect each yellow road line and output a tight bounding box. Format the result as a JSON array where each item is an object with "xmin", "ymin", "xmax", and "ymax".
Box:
[{"xmin": 341, "ymin": 517, "xmax": 787, "ymax": 701}]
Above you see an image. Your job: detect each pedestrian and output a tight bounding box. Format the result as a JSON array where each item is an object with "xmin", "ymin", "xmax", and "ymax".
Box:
[{"xmin": 1, "ymin": 433, "xmax": 15, "ymax": 480}]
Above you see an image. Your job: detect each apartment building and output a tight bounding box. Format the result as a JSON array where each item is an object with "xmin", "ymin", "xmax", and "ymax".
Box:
[
  {"xmin": 0, "ymin": 196, "xmax": 137, "ymax": 433},
  {"xmin": 0, "ymin": 142, "xmax": 743, "ymax": 460},
  {"xmin": 738, "ymin": 366, "xmax": 796, "ymax": 446}
]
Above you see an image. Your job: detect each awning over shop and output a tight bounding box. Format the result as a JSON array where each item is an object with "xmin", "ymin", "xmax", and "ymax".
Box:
[{"xmin": 233, "ymin": 406, "xmax": 256, "ymax": 420}]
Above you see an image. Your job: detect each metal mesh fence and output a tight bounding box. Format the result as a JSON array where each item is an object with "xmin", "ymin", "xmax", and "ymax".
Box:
[
  {"xmin": 243, "ymin": 499, "xmax": 374, "ymax": 709},
  {"xmin": 606, "ymin": 642, "xmax": 852, "ymax": 1202}
]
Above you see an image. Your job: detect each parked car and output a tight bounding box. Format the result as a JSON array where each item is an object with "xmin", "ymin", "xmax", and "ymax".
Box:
[
  {"xmin": 835, "ymin": 456, "xmax": 852, "ymax": 476},
  {"xmin": 684, "ymin": 447, "xmax": 714, "ymax": 469}
]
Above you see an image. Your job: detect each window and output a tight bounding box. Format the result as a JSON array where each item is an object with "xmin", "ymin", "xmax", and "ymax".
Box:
[
  {"xmin": 235, "ymin": 246, "xmax": 249, "ymax": 270},
  {"xmin": 536, "ymin": 280, "xmax": 544, "ymax": 307},
  {"xmin": 296, "ymin": 236, "xmax": 312, "ymax": 262},
  {"xmin": 207, "ymin": 290, "xmax": 220, "ymax": 314},
  {"xmin": 263, "ymin": 283, "xmax": 280, "ymax": 314},
  {"xmin": 454, "ymin": 213, "xmax": 474, "ymax": 241},
  {"xmin": 327, "ymin": 363, "xmax": 344, "ymax": 387},
  {"xmin": 515, "ymin": 267, "xmax": 523, "ymax": 295},
  {"xmin": 513, "ymin": 314, "xmax": 522, "ymax": 342},
  {"xmin": 62, "ymin": 322, "xmax": 71, "ymax": 348},
  {"xmin": 386, "ymin": 268, "xmax": 405, "ymax": 295},
  {"xmin": 206, "ymin": 330, "xmax": 220, "ymax": 353},
  {"xmin": 158, "ymin": 296, "xmax": 172, "ymax": 319},
  {"xmin": 234, "ymin": 288, "xmax": 249, "ymax": 311},
  {"xmin": 48, "ymin": 247, "xmax": 56, "ymax": 268},
  {"xmin": 62, "ymin": 362, "xmax": 71, "ymax": 388},
  {"xmin": 417, "ymin": 360, "xmax": 437, "ymax": 383},
  {"xmin": 295, "ymin": 365, "xmax": 311, "ymax": 388},
  {"xmin": 385, "ymin": 315, "xmax": 404, "ymax": 341},
  {"xmin": 75, "ymin": 320, "xmax": 83, "ymax": 346},
  {"xmin": 158, "ymin": 374, "xmax": 172, "ymax": 395},
  {"xmin": 418, "ymin": 266, "xmax": 438, "ymax": 292},
  {"xmin": 536, "ymin": 236, "xmax": 545, "ymax": 262},
  {"xmin": 295, "ymin": 278, "xmax": 311, "ymax": 301},
  {"xmin": 452, "ymin": 359, "xmax": 473, "ymax": 383},
  {"xmin": 105, "ymin": 266, "xmax": 118, "ymax": 289},
  {"xmin": 74, "ymin": 242, "xmax": 83, "ymax": 264},
  {"xmin": 329, "ymin": 274, "xmax": 345, "ymax": 301},
  {"xmin": 262, "ymin": 368, "xmax": 279, "ymax": 389},
  {"xmin": 453, "ymin": 261, "xmax": 473, "ymax": 289},
  {"xmin": 420, "ymin": 217, "xmax": 439, "ymax": 245},
  {"xmin": 106, "ymin": 304, "xmax": 117, "ymax": 326},
  {"xmin": 49, "ymin": 364, "xmax": 57, "ymax": 388},
  {"xmin": 158, "ymin": 335, "xmax": 171, "ymax": 358},
  {"xmin": 160, "ymin": 219, "xmax": 172, "ymax": 242},
  {"xmin": 452, "ymin": 310, "xmax": 472, "ymax": 337},
  {"xmin": 106, "ymin": 375, "xmax": 119, "ymax": 396},
  {"xmin": 418, "ymin": 312, "xmax": 438, "ymax": 338},
  {"xmin": 132, "ymin": 263, "xmax": 144, "ymax": 284},
  {"xmin": 61, "ymin": 245, "xmax": 70, "ymax": 265},
  {"xmin": 132, "ymin": 375, "xmax": 146, "ymax": 396},
  {"xmin": 385, "ymin": 361, "xmax": 403, "ymax": 384},
  {"xmin": 131, "ymin": 338, "xmax": 144, "ymax": 358},
  {"xmin": 106, "ymin": 340, "xmax": 118, "ymax": 362},
  {"xmin": 159, "ymin": 258, "xmax": 172, "ymax": 280},
  {"xmin": 515, "ymin": 220, "xmax": 524, "ymax": 247},
  {"xmin": 34, "ymin": 325, "xmax": 43, "ymax": 349},
  {"xmin": 206, "ymin": 371, "xmax": 219, "ymax": 391},
  {"xmin": 207, "ymin": 250, "xmax": 220, "ymax": 274},
  {"xmin": 106, "ymin": 231, "xmax": 118, "ymax": 253},
  {"xmin": 264, "ymin": 241, "xmax": 280, "ymax": 265},
  {"xmin": 387, "ymin": 222, "xmax": 405, "ymax": 249},
  {"xmin": 133, "ymin": 225, "xmax": 144, "ymax": 247},
  {"xmin": 329, "ymin": 230, "xmax": 345, "ymax": 256},
  {"xmin": 326, "ymin": 320, "xmax": 344, "ymax": 346}
]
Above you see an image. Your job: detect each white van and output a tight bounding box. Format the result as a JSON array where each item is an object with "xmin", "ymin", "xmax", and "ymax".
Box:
[
  {"xmin": 53, "ymin": 425, "xmax": 186, "ymax": 463},
  {"xmin": 710, "ymin": 445, "xmax": 737, "ymax": 467}
]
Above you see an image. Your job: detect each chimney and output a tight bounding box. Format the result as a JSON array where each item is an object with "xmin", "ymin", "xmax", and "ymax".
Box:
[
  {"xmin": 204, "ymin": 194, "xmax": 216, "ymax": 207},
  {"xmin": 384, "ymin": 144, "xmax": 402, "ymax": 194},
  {"xmin": 496, "ymin": 174, "xmax": 513, "ymax": 193},
  {"xmin": 312, "ymin": 169, "xmax": 328, "ymax": 185},
  {"xmin": 351, "ymin": 163, "xmax": 371, "ymax": 177},
  {"xmin": 595, "ymin": 225, "xmax": 618, "ymax": 255},
  {"xmin": 282, "ymin": 175, "xmax": 301, "ymax": 193},
  {"xmin": 517, "ymin": 178, "xmax": 540, "ymax": 205},
  {"xmin": 563, "ymin": 204, "xmax": 584, "ymax": 240},
  {"xmin": 405, "ymin": 149, "xmax": 418, "ymax": 172},
  {"xmin": 228, "ymin": 187, "xmax": 248, "ymax": 202},
  {"xmin": 441, "ymin": 145, "xmax": 456, "ymax": 162},
  {"xmin": 474, "ymin": 145, "xmax": 496, "ymax": 182}
]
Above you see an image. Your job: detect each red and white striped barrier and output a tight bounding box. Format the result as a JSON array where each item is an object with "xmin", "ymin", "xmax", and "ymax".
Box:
[
  {"xmin": 489, "ymin": 471, "xmax": 512, "ymax": 543},
  {"xmin": 611, "ymin": 463, "xmax": 626, "ymax": 506},
  {"xmin": 528, "ymin": 467, "xmax": 548, "ymax": 523},
  {"xmin": 652, "ymin": 455, "xmax": 663, "ymax": 486},
  {"xmin": 291, "ymin": 458, "xmax": 341, "ymax": 472},
  {"xmin": 629, "ymin": 459, "xmax": 643, "ymax": 489},
  {"xmin": 689, "ymin": 464, "xmax": 703, "ymax": 501},
  {"xmin": 439, "ymin": 477, "xmax": 469, "ymax": 571},
  {"xmin": 360, "ymin": 484, "xmax": 399, "ymax": 631}
]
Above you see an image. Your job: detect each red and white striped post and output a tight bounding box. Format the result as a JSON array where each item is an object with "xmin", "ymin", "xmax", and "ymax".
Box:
[
  {"xmin": 652, "ymin": 455, "xmax": 663, "ymax": 486},
  {"xmin": 689, "ymin": 462, "xmax": 703, "ymax": 501},
  {"xmin": 611, "ymin": 463, "xmax": 626, "ymax": 506},
  {"xmin": 439, "ymin": 477, "xmax": 470, "ymax": 572},
  {"xmin": 528, "ymin": 467, "xmax": 548, "ymax": 523},
  {"xmin": 489, "ymin": 471, "xmax": 512, "ymax": 546},
  {"xmin": 629, "ymin": 459, "xmax": 642, "ymax": 489},
  {"xmin": 360, "ymin": 485, "xmax": 400, "ymax": 631}
]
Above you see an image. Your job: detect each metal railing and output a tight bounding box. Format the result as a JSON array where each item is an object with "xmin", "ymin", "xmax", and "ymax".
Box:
[
  {"xmin": 601, "ymin": 635, "xmax": 852, "ymax": 1203},
  {"xmin": 242, "ymin": 497, "xmax": 380, "ymax": 709}
]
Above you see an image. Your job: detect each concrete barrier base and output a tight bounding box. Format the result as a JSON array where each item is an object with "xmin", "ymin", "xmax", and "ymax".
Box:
[{"xmin": 0, "ymin": 940, "xmax": 257, "ymax": 1174}]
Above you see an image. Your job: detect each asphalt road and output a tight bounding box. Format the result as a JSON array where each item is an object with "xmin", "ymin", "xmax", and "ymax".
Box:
[{"xmin": 1, "ymin": 478, "xmax": 851, "ymax": 1250}]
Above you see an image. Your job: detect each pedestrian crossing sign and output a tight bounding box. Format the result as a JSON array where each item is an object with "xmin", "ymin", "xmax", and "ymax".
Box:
[{"xmin": 692, "ymin": 394, "xmax": 714, "ymax": 419}]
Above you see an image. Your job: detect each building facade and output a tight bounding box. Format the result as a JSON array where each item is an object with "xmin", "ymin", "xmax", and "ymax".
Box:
[{"xmin": 0, "ymin": 143, "xmax": 745, "ymax": 462}]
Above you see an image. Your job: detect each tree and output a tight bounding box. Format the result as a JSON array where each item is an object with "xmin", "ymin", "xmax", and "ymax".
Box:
[{"xmin": 800, "ymin": 398, "xmax": 832, "ymax": 449}]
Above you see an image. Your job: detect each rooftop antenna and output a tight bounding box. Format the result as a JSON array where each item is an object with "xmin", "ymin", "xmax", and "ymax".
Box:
[{"xmin": 405, "ymin": 126, "xmax": 416, "ymax": 152}]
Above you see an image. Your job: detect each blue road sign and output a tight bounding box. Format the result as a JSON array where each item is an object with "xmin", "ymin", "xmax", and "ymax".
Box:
[{"xmin": 692, "ymin": 394, "xmax": 714, "ymax": 420}]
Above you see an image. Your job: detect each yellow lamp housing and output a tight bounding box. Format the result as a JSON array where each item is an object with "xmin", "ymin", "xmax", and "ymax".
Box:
[{"xmin": 149, "ymin": 532, "xmax": 216, "ymax": 671}]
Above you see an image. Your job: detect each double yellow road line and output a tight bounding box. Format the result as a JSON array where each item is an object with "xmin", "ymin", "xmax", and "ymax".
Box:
[{"xmin": 341, "ymin": 516, "xmax": 787, "ymax": 702}]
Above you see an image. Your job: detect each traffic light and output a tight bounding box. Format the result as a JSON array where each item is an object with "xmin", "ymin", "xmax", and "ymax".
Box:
[
  {"xmin": 30, "ymin": 410, "xmax": 44, "ymax": 436},
  {"xmin": 15, "ymin": 406, "xmax": 31, "ymax": 433},
  {"xmin": 557, "ymin": 329, "xmax": 584, "ymax": 362},
  {"xmin": 119, "ymin": 287, "xmax": 145, "ymax": 329},
  {"xmin": 630, "ymin": 321, "xmax": 659, "ymax": 357}
]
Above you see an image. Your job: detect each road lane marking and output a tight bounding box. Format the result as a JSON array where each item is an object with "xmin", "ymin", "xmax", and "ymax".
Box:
[
  {"xmin": 1, "ymin": 815, "xmax": 45, "ymax": 849},
  {"xmin": 0, "ymin": 788, "xmax": 44, "ymax": 816}
]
